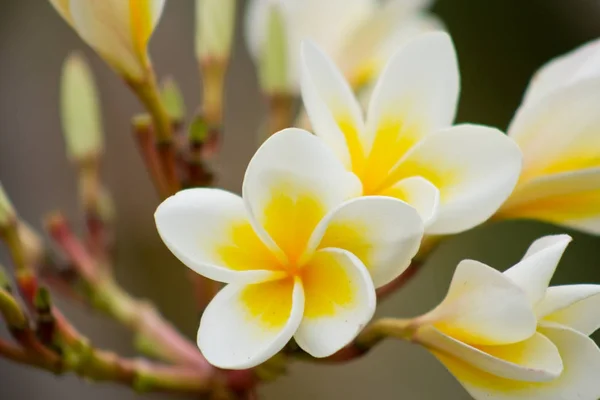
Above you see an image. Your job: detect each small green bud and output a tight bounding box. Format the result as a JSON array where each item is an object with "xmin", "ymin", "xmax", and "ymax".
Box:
[
  {"xmin": 195, "ymin": 0, "xmax": 236, "ymax": 62},
  {"xmin": 61, "ymin": 53, "xmax": 104, "ymax": 161},
  {"xmin": 188, "ymin": 113, "xmax": 210, "ymax": 144},
  {"xmin": 160, "ymin": 76, "xmax": 186, "ymax": 123},
  {"xmin": 259, "ymin": 2, "xmax": 290, "ymax": 94},
  {"xmin": 0, "ymin": 182, "xmax": 16, "ymax": 228}
]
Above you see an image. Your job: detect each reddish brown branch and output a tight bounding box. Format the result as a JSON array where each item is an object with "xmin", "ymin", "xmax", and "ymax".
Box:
[{"xmin": 376, "ymin": 260, "xmax": 423, "ymax": 301}]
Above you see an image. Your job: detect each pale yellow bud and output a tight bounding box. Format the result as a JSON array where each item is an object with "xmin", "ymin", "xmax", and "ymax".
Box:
[
  {"xmin": 259, "ymin": 3, "xmax": 289, "ymax": 94},
  {"xmin": 195, "ymin": 0, "xmax": 236, "ymax": 62},
  {"xmin": 0, "ymin": 183, "xmax": 15, "ymax": 228},
  {"xmin": 49, "ymin": 0, "xmax": 166, "ymax": 80},
  {"xmin": 61, "ymin": 53, "xmax": 104, "ymax": 161}
]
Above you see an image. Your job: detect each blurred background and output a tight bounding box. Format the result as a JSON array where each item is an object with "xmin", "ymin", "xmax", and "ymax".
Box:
[{"xmin": 1, "ymin": 0, "xmax": 600, "ymax": 399}]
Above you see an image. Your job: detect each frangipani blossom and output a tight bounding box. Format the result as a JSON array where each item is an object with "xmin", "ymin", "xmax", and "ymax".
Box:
[
  {"xmin": 498, "ymin": 38, "xmax": 600, "ymax": 234},
  {"xmin": 300, "ymin": 32, "xmax": 522, "ymax": 234},
  {"xmin": 50, "ymin": 0, "xmax": 165, "ymax": 80},
  {"xmin": 155, "ymin": 129, "xmax": 424, "ymax": 369},
  {"xmin": 415, "ymin": 234, "xmax": 600, "ymax": 400},
  {"xmin": 245, "ymin": 0, "xmax": 442, "ymax": 91}
]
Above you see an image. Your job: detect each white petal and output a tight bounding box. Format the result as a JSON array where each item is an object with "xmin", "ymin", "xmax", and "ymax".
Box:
[
  {"xmin": 433, "ymin": 324, "xmax": 600, "ymax": 400},
  {"xmin": 155, "ymin": 188, "xmax": 284, "ymax": 284},
  {"xmin": 537, "ymin": 285, "xmax": 600, "ymax": 335},
  {"xmin": 198, "ymin": 277, "xmax": 304, "ymax": 369},
  {"xmin": 424, "ymin": 260, "xmax": 536, "ymax": 346},
  {"xmin": 69, "ymin": 0, "xmax": 165, "ymax": 78},
  {"xmin": 523, "ymin": 38, "xmax": 600, "ymax": 106},
  {"xmin": 383, "ymin": 124, "xmax": 522, "ymax": 234},
  {"xmin": 365, "ymin": 31, "xmax": 459, "ymax": 151},
  {"xmin": 294, "ymin": 248, "xmax": 376, "ymax": 357},
  {"xmin": 499, "ymin": 168, "xmax": 600, "ymax": 234},
  {"xmin": 420, "ymin": 328, "xmax": 562, "ymax": 382},
  {"xmin": 243, "ymin": 128, "xmax": 361, "ymax": 263},
  {"xmin": 306, "ymin": 196, "xmax": 424, "ymax": 287},
  {"xmin": 378, "ymin": 176, "xmax": 440, "ymax": 227},
  {"xmin": 503, "ymin": 235, "xmax": 571, "ymax": 305},
  {"xmin": 509, "ymin": 80, "xmax": 600, "ymax": 180},
  {"xmin": 300, "ymin": 40, "xmax": 367, "ymax": 170}
]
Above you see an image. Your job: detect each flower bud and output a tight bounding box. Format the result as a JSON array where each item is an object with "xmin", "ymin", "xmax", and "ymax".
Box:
[
  {"xmin": 160, "ymin": 76, "xmax": 186, "ymax": 125},
  {"xmin": 0, "ymin": 183, "xmax": 16, "ymax": 228},
  {"xmin": 195, "ymin": 0, "xmax": 236, "ymax": 62},
  {"xmin": 258, "ymin": 2, "xmax": 290, "ymax": 94},
  {"xmin": 61, "ymin": 53, "xmax": 104, "ymax": 162}
]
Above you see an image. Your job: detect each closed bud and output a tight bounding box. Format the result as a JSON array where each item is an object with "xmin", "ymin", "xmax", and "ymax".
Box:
[
  {"xmin": 160, "ymin": 76, "xmax": 186, "ymax": 124},
  {"xmin": 61, "ymin": 53, "xmax": 104, "ymax": 162},
  {"xmin": 258, "ymin": 2, "xmax": 290, "ymax": 94},
  {"xmin": 0, "ymin": 183, "xmax": 16, "ymax": 228},
  {"xmin": 195, "ymin": 0, "xmax": 236, "ymax": 62}
]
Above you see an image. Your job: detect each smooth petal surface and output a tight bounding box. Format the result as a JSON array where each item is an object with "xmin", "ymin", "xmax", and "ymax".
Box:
[
  {"xmin": 509, "ymin": 80, "xmax": 600, "ymax": 181},
  {"xmin": 504, "ymin": 235, "xmax": 571, "ymax": 305},
  {"xmin": 307, "ymin": 196, "xmax": 424, "ymax": 287},
  {"xmin": 243, "ymin": 128, "xmax": 361, "ymax": 263},
  {"xmin": 433, "ymin": 324, "xmax": 600, "ymax": 400},
  {"xmin": 198, "ymin": 277, "xmax": 304, "ymax": 369},
  {"xmin": 523, "ymin": 38, "xmax": 600, "ymax": 106},
  {"xmin": 69, "ymin": 0, "xmax": 165, "ymax": 78},
  {"xmin": 300, "ymin": 40, "xmax": 367, "ymax": 170},
  {"xmin": 294, "ymin": 248, "xmax": 376, "ymax": 357},
  {"xmin": 155, "ymin": 189, "xmax": 284, "ymax": 284},
  {"xmin": 499, "ymin": 168, "xmax": 600, "ymax": 234},
  {"xmin": 382, "ymin": 124, "xmax": 522, "ymax": 234},
  {"xmin": 420, "ymin": 328, "xmax": 562, "ymax": 382},
  {"xmin": 425, "ymin": 260, "xmax": 536, "ymax": 346},
  {"xmin": 378, "ymin": 176, "xmax": 440, "ymax": 227},
  {"xmin": 537, "ymin": 285, "xmax": 600, "ymax": 335}
]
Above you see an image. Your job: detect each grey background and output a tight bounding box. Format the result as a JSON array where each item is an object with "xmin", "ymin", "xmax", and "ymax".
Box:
[{"xmin": 1, "ymin": 0, "xmax": 600, "ymax": 399}]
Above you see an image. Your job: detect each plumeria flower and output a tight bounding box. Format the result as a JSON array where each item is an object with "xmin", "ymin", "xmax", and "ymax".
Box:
[
  {"xmin": 413, "ymin": 234, "xmax": 600, "ymax": 399},
  {"xmin": 245, "ymin": 0, "xmax": 442, "ymax": 91},
  {"xmin": 155, "ymin": 129, "xmax": 424, "ymax": 369},
  {"xmin": 49, "ymin": 0, "xmax": 165, "ymax": 80},
  {"xmin": 300, "ymin": 32, "xmax": 523, "ymax": 234},
  {"xmin": 497, "ymin": 38, "xmax": 600, "ymax": 234}
]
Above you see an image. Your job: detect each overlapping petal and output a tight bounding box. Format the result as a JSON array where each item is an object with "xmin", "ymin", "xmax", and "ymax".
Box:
[
  {"xmin": 537, "ymin": 285, "xmax": 600, "ymax": 335},
  {"xmin": 198, "ymin": 277, "xmax": 304, "ymax": 369},
  {"xmin": 306, "ymin": 196, "xmax": 424, "ymax": 287},
  {"xmin": 383, "ymin": 125, "xmax": 522, "ymax": 234},
  {"xmin": 378, "ymin": 177, "xmax": 440, "ymax": 226},
  {"xmin": 420, "ymin": 328, "xmax": 562, "ymax": 382},
  {"xmin": 294, "ymin": 248, "xmax": 376, "ymax": 357},
  {"xmin": 433, "ymin": 324, "xmax": 600, "ymax": 400},
  {"xmin": 154, "ymin": 188, "xmax": 284, "ymax": 284},
  {"xmin": 503, "ymin": 235, "xmax": 572, "ymax": 305},
  {"xmin": 522, "ymin": 38, "xmax": 600, "ymax": 106},
  {"xmin": 423, "ymin": 260, "xmax": 537, "ymax": 346},
  {"xmin": 300, "ymin": 41, "xmax": 367, "ymax": 170},
  {"xmin": 67, "ymin": 0, "xmax": 165, "ymax": 78}
]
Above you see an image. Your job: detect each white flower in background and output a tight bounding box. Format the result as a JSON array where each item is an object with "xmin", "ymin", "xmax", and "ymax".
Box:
[
  {"xmin": 245, "ymin": 0, "xmax": 442, "ymax": 91},
  {"xmin": 155, "ymin": 129, "xmax": 424, "ymax": 369},
  {"xmin": 49, "ymin": 0, "xmax": 166, "ymax": 80},
  {"xmin": 415, "ymin": 234, "xmax": 600, "ymax": 400},
  {"xmin": 498, "ymin": 38, "xmax": 600, "ymax": 234},
  {"xmin": 300, "ymin": 32, "xmax": 522, "ymax": 234}
]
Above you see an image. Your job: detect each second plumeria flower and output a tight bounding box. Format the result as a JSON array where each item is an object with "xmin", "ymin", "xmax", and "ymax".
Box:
[
  {"xmin": 155, "ymin": 129, "xmax": 424, "ymax": 369},
  {"xmin": 50, "ymin": 0, "xmax": 165, "ymax": 80},
  {"xmin": 414, "ymin": 234, "xmax": 600, "ymax": 399},
  {"xmin": 300, "ymin": 32, "xmax": 523, "ymax": 234}
]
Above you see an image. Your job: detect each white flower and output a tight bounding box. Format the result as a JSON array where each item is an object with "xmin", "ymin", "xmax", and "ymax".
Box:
[
  {"xmin": 300, "ymin": 32, "xmax": 522, "ymax": 234},
  {"xmin": 154, "ymin": 129, "xmax": 424, "ymax": 369},
  {"xmin": 49, "ymin": 0, "xmax": 166, "ymax": 80},
  {"xmin": 415, "ymin": 234, "xmax": 600, "ymax": 400},
  {"xmin": 245, "ymin": 0, "xmax": 442, "ymax": 91},
  {"xmin": 498, "ymin": 38, "xmax": 600, "ymax": 234}
]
